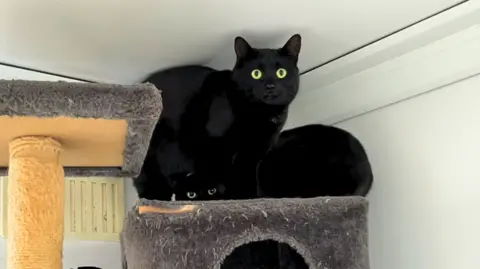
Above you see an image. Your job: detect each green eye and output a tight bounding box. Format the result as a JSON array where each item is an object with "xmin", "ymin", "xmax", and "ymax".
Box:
[
  {"xmin": 276, "ymin": 68, "xmax": 287, "ymax": 79},
  {"xmin": 207, "ymin": 188, "xmax": 217, "ymax": 195},
  {"xmin": 186, "ymin": 192, "xmax": 197, "ymax": 199},
  {"xmin": 251, "ymin": 69, "xmax": 262, "ymax": 80}
]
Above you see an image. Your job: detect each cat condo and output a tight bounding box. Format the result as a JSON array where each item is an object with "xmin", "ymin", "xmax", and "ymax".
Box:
[{"xmin": 121, "ymin": 197, "xmax": 369, "ymax": 269}]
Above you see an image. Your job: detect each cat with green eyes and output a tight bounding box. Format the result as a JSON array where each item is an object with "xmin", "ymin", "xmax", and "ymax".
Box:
[
  {"xmin": 170, "ymin": 172, "xmax": 227, "ymax": 201},
  {"xmin": 135, "ymin": 34, "xmax": 301, "ymax": 201}
]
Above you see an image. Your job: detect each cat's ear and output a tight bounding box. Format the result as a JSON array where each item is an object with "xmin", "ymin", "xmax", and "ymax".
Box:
[
  {"xmin": 280, "ymin": 34, "xmax": 302, "ymax": 62},
  {"xmin": 234, "ymin": 36, "xmax": 253, "ymax": 61}
]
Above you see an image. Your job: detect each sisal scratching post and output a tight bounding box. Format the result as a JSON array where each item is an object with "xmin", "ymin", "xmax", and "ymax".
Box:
[
  {"xmin": 0, "ymin": 80, "xmax": 163, "ymax": 269},
  {"xmin": 8, "ymin": 137, "xmax": 64, "ymax": 269}
]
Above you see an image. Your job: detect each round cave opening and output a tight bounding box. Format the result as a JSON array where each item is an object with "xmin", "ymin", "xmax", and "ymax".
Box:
[{"xmin": 220, "ymin": 239, "xmax": 309, "ymax": 269}]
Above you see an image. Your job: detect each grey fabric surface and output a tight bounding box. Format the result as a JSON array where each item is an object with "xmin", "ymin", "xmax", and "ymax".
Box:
[
  {"xmin": 121, "ymin": 197, "xmax": 370, "ymax": 269},
  {"xmin": 0, "ymin": 79, "xmax": 162, "ymax": 177}
]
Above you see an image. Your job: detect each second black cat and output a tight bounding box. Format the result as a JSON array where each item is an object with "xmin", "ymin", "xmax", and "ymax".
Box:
[{"xmin": 258, "ymin": 124, "xmax": 374, "ymax": 198}]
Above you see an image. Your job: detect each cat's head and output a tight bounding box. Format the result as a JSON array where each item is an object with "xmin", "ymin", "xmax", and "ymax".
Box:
[
  {"xmin": 170, "ymin": 172, "xmax": 226, "ymax": 201},
  {"xmin": 231, "ymin": 34, "xmax": 301, "ymax": 106}
]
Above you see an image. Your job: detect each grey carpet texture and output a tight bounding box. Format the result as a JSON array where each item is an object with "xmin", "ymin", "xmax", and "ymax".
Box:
[
  {"xmin": 0, "ymin": 79, "xmax": 162, "ymax": 177},
  {"xmin": 121, "ymin": 197, "xmax": 370, "ymax": 269}
]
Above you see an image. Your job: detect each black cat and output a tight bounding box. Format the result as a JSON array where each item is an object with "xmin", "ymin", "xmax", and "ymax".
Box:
[
  {"xmin": 134, "ymin": 34, "xmax": 302, "ymax": 200},
  {"xmin": 258, "ymin": 124, "xmax": 373, "ymax": 198},
  {"xmin": 135, "ymin": 141, "xmax": 226, "ymax": 201},
  {"xmin": 170, "ymin": 172, "xmax": 227, "ymax": 201},
  {"xmin": 133, "ymin": 135, "xmax": 195, "ymax": 200},
  {"xmin": 179, "ymin": 34, "xmax": 302, "ymax": 199}
]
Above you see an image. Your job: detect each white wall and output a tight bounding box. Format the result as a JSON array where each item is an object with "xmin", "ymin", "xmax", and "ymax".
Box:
[{"xmin": 336, "ymin": 74, "xmax": 480, "ymax": 269}]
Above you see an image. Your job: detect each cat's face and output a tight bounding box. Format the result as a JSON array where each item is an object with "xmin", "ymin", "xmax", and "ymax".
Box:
[
  {"xmin": 231, "ymin": 34, "xmax": 301, "ymax": 106},
  {"xmin": 170, "ymin": 173, "xmax": 226, "ymax": 201}
]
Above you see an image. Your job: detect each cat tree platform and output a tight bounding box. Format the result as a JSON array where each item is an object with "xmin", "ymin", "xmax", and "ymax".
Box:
[
  {"xmin": 121, "ymin": 196, "xmax": 370, "ymax": 269},
  {"xmin": 0, "ymin": 79, "xmax": 162, "ymax": 269}
]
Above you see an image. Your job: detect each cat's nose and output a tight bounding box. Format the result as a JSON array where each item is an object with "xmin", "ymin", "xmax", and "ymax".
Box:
[{"xmin": 265, "ymin": 83, "xmax": 275, "ymax": 89}]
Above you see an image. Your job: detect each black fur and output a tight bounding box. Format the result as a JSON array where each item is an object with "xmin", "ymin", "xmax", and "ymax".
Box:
[
  {"xmin": 258, "ymin": 124, "xmax": 374, "ymax": 198},
  {"xmin": 134, "ymin": 35, "xmax": 302, "ymax": 200},
  {"xmin": 178, "ymin": 34, "xmax": 302, "ymax": 199},
  {"xmin": 170, "ymin": 172, "xmax": 227, "ymax": 201},
  {"xmin": 133, "ymin": 66, "xmax": 214, "ymax": 200}
]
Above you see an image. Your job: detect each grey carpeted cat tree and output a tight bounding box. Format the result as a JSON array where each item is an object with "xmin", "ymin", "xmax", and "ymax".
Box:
[
  {"xmin": 0, "ymin": 79, "xmax": 162, "ymax": 269},
  {"xmin": 121, "ymin": 196, "xmax": 370, "ymax": 269}
]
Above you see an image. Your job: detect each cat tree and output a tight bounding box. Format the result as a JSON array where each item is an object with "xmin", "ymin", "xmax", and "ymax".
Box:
[
  {"xmin": 121, "ymin": 196, "xmax": 370, "ymax": 269},
  {"xmin": 0, "ymin": 79, "xmax": 162, "ymax": 269}
]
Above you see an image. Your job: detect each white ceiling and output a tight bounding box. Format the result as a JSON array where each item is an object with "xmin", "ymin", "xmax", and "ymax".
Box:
[{"xmin": 0, "ymin": 0, "xmax": 462, "ymax": 84}]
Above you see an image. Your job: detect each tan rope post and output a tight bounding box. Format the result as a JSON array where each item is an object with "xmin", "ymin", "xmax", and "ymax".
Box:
[{"xmin": 7, "ymin": 137, "xmax": 64, "ymax": 269}]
